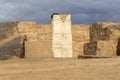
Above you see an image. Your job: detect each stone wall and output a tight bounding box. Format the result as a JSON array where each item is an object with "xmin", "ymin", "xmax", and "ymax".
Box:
[
  {"xmin": 0, "ymin": 22, "xmax": 53, "ymax": 59},
  {"xmin": 90, "ymin": 22, "xmax": 113, "ymax": 42},
  {"xmin": 25, "ymin": 24, "xmax": 53, "ymax": 58},
  {"xmin": 84, "ymin": 22, "xmax": 120, "ymax": 57},
  {"xmin": 72, "ymin": 24, "xmax": 90, "ymax": 57},
  {"xmin": 0, "ymin": 35, "xmax": 25, "ymax": 60},
  {"xmin": 84, "ymin": 40, "xmax": 117, "ymax": 57},
  {"xmin": 0, "ymin": 22, "xmax": 24, "ymax": 60},
  {"xmin": 21, "ymin": 23, "xmax": 53, "ymax": 58},
  {"xmin": 0, "ymin": 22, "xmax": 18, "ymax": 41},
  {"xmin": 25, "ymin": 41, "xmax": 53, "ymax": 58},
  {"xmin": 17, "ymin": 22, "xmax": 37, "ymax": 41},
  {"xmin": 36, "ymin": 24, "xmax": 52, "ymax": 41},
  {"xmin": 90, "ymin": 22, "xmax": 120, "ymax": 42},
  {"xmin": 0, "ymin": 15, "xmax": 120, "ymax": 59},
  {"xmin": 17, "ymin": 22, "xmax": 52, "ymax": 41}
]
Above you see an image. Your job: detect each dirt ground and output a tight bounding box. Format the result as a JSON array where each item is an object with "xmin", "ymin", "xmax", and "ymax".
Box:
[{"xmin": 0, "ymin": 57, "xmax": 120, "ymax": 80}]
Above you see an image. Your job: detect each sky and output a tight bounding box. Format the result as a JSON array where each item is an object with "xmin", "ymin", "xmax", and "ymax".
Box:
[{"xmin": 0, "ymin": 0, "xmax": 120, "ymax": 24}]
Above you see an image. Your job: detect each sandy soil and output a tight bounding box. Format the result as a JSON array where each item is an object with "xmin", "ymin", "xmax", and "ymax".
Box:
[{"xmin": 0, "ymin": 57, "xmax": 120, "ymax": 80}]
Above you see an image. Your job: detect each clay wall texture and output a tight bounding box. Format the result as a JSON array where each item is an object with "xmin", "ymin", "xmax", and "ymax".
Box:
[
  {"xmin": 0, "ymin": 22, "xmax": 18, "ymax": 41},
  {"xmin": 72, "ymin": 24, "xmax": 90, "ymax": 57},
  {"xmin": 19, "ymin": 23, "xmax": 53, "ymax": 58},
  {"xmin": 25, "ymin": 24, "xmax": 53, "ymax": 58},
  {"xmin": 0, "ymin": 14, "xmax": 119, "ymax": 59},
  {"xmin": 84, "ymin": 22, "xmax": 120, "ymax": 57}
]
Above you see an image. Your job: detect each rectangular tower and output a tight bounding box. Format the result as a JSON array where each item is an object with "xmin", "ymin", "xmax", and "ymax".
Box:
[{"xmin": 52, "ymin": 14, "xmax": 72, "ymax": 58}]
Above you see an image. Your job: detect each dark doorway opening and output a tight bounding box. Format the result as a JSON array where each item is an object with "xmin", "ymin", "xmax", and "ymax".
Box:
[
  {"xmin": 20, "ymin": 35, "xmax": 27, "ymax": 58},
  {"xmin": 117, "ymin": 38, "xmax": 120, "ymax": 56}
]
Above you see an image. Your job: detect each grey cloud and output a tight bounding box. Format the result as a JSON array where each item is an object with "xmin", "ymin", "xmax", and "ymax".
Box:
[{"xmin": 0, "ymin": 0, "xmax": 120, "ymax": 24}]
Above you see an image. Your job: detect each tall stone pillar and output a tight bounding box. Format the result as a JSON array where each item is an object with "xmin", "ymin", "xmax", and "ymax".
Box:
[{"xmin": 52, "ymin": 14, "xmax": 72, "ymax": 58}]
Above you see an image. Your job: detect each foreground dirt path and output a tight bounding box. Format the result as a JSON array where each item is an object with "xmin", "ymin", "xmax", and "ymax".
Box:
[{"xmin": 0, "ymin": 57, "xmax": 120, "ymax": 80}]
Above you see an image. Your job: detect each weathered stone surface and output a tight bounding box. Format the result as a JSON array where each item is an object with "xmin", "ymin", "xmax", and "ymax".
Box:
[
  {"xmin": 86, "ymin": 22, "xmax": 120, "ymax": 57},
  {"xmin": 0, "ymin": 22, "xmax": 18, "ymax": 41},
  {"xmin": 90, "ymin": 22, "xmax": 120, "ymax": 42},
  {"xmin": 90, "ymin": 22, "xmax": 113, "ymax": 42},
  {"xmin": 17, "ymin": 22, "xmax": 53, "ymax": 41},
  {"xmin": 84, "ymin": 42, "xmax": 97, "ymax": 55},
  {"xmin": 109, "ymin": 23, "xmax": 120, "ymax": 40},
  {"xmin": 36, "ymin": 24, "xmax": 52, "ymax": 41},
  {"xmin": 17, "ymin": 22, "xmax": 37, "ymax": 41},
  {"xmin": 20, "ymin": 23, "xmax": 53, "ymax": 58},
  {"xmin": 52, "ymin": 14, "xmax": 72, "ymax": 58},
  {"xmin": 0, "ymin": 36, "xmax": 25, "ymax": 60},
  {"xmin": 0, "ymin": 15, "xmax": 120, "ymax": 59},
  {"xmin": 84, "ymin": 40, "xmax": 118, "ymax": 57},
  {"xmin": 72, "ymin": 24, "xmax": 90, "ymax": 57},
  {"xmin": 25, "ymin": 41, "xmax": 53, "ymax": 58}
]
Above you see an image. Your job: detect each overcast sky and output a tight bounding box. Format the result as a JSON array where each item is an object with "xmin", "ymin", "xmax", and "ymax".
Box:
[{"xmin": 0, "ymin": 0, "xmax": 120, "ymax": 24}]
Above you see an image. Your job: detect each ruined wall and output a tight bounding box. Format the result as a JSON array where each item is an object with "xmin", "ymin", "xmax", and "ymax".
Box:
[
  {"xmin": 0, "ymin": 22, "xmax": 53, "ymax": 59},
  {"xmin": 90, "ymin": 22, "xmax": 113, "ymax": 42},
  {"xmin": 17, "ymin": 22, "xmax": 37, "ymax": 41},
  {"xmin": 84, "ymin": 22, "xmax": 120, "ymax": 57},
  {"xmin": 0, "ymin": 22, "xmax": 18, "ymax": 41},
  {"xmin": 17, "ymin": 22, "xmax": 52, "ymax": 41},
  {"xmin": 23, "ymin": 24, "xmax": 53, "ymax": 58},
  {"xmin": 18, "ymin": 22, "xmax": 53, "ymax": 58},
  {"xmin": 84, "ymin": 40, "xmax": 117, "ymax": 57},
  {"xmin": 25, "ymin": 40, "xmax": 53, "ymax": 58},
  {"xmin": 0, "ymin": 16, "xmax": 120, "ymax": 59},
  {"xmin": 0, "ymin": 22, "xmax": 25, "ymax": 59},
  {"xmin": 72, "ymin": 24, "xmax": 90, "ymax": 57},
  {"xmin": 0, "ymin": 36, "xmax": 25, "ymax": 60},
  {"xmin": 90, "ymin": 22, "xmax": 120, "ymax": 42},
  {"xmin": 36, "ymin": 24, "xmax": 52, "ymax": 41},
  {"xmin": 16, "ymin": 21, "xmax": 91, "ymax": 58}
]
